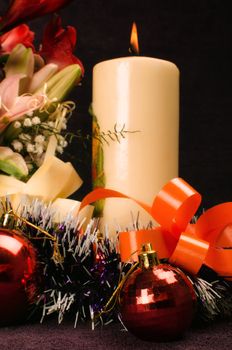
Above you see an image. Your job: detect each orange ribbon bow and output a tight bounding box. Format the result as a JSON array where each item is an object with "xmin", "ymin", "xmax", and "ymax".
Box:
[{"xmin": 80, "ymin": 177, "xmax": 232, "ymax": 278}]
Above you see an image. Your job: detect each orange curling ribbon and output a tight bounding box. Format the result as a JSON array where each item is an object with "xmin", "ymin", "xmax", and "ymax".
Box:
[{"xmin": 79, "ymin": 178, "xmax": 232, "ymax": 278}]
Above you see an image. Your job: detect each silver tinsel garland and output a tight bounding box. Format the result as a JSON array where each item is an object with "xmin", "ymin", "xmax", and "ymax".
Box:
[{"xmin": 1, "ymin": 197, "xmax": 232, "ymax": 327}]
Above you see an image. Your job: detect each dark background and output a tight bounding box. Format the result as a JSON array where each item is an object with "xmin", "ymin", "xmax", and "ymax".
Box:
[{"xmin": 1, "ymin": 0, "xmax": 232, "ymax": 209}]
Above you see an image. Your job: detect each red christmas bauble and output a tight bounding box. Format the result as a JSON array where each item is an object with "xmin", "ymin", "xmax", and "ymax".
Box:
[
  {"xmin": 0, "ymin": 228, "xmax": 39, "ymax": 326},
  {"xmin": 119, "ymin": 263, "xmax": 196, "ymax": 341}
]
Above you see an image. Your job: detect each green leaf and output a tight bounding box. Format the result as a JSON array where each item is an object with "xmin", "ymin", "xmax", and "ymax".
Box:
[
  {"xmin": 0, "ymin": 147, "xmax": 28, "ymax": 179},
  {"xmin": 2, "ymin": 123, "xmax": 23, "ymax": 144},
  {"xmin": 0, "ymin": 158, "xmax": 27, "ymax": 179}
]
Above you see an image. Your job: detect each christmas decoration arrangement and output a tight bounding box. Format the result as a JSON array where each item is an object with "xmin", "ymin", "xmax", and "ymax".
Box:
[{"xmin": 1, "ymin": 0, "xmax": 232, "ymax": 344}]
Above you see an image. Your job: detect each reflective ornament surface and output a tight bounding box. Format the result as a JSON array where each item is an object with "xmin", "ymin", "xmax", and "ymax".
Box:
[
  {"xmin": 0, "ymin": 228, "xmax": 38, "ymax": 326},
  {"xmin": 119, "ymin": 264, "xmax": 196, "ymax": 341}
]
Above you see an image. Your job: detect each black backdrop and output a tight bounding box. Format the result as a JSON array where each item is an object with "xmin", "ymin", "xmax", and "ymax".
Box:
[{"xmin": 1, "ymin": 0, "xmax": 232, "ymax": 209}]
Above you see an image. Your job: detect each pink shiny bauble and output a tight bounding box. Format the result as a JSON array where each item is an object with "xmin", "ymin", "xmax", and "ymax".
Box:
[
  {"xmin": 0, "ymin": 228, "xmax": 38, "ymax": 326},
  {"xmin": 119, "ymin": 264, "xmax": 196, "ymax": 341}
]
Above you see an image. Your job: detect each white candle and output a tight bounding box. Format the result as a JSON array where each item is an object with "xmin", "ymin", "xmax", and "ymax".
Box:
[{"xmin": 92, "ymin": 56, "xmax": 179, "ymax": 234}]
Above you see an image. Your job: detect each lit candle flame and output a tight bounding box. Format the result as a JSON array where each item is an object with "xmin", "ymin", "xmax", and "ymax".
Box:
[{"xmin": 130, "ymin": 21, "xmax": 139, "ymax": 55}]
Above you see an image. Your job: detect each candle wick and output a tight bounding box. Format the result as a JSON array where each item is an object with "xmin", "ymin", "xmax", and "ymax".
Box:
[{"xmin": 128, "ymin": 45, "xmax": 139, "ymax": 56}]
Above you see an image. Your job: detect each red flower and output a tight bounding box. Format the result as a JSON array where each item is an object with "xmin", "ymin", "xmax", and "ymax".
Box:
[
  {"xmin": 0, "ymin": 0, "xmax": 74, "ymax": 32},
  {"xmin": 0, "ymin": 24, "xmax": 34, "ymax": 54},
  {"xmin": 40, "ymin": 15, "xmax": 84, "ymax": 75}
]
